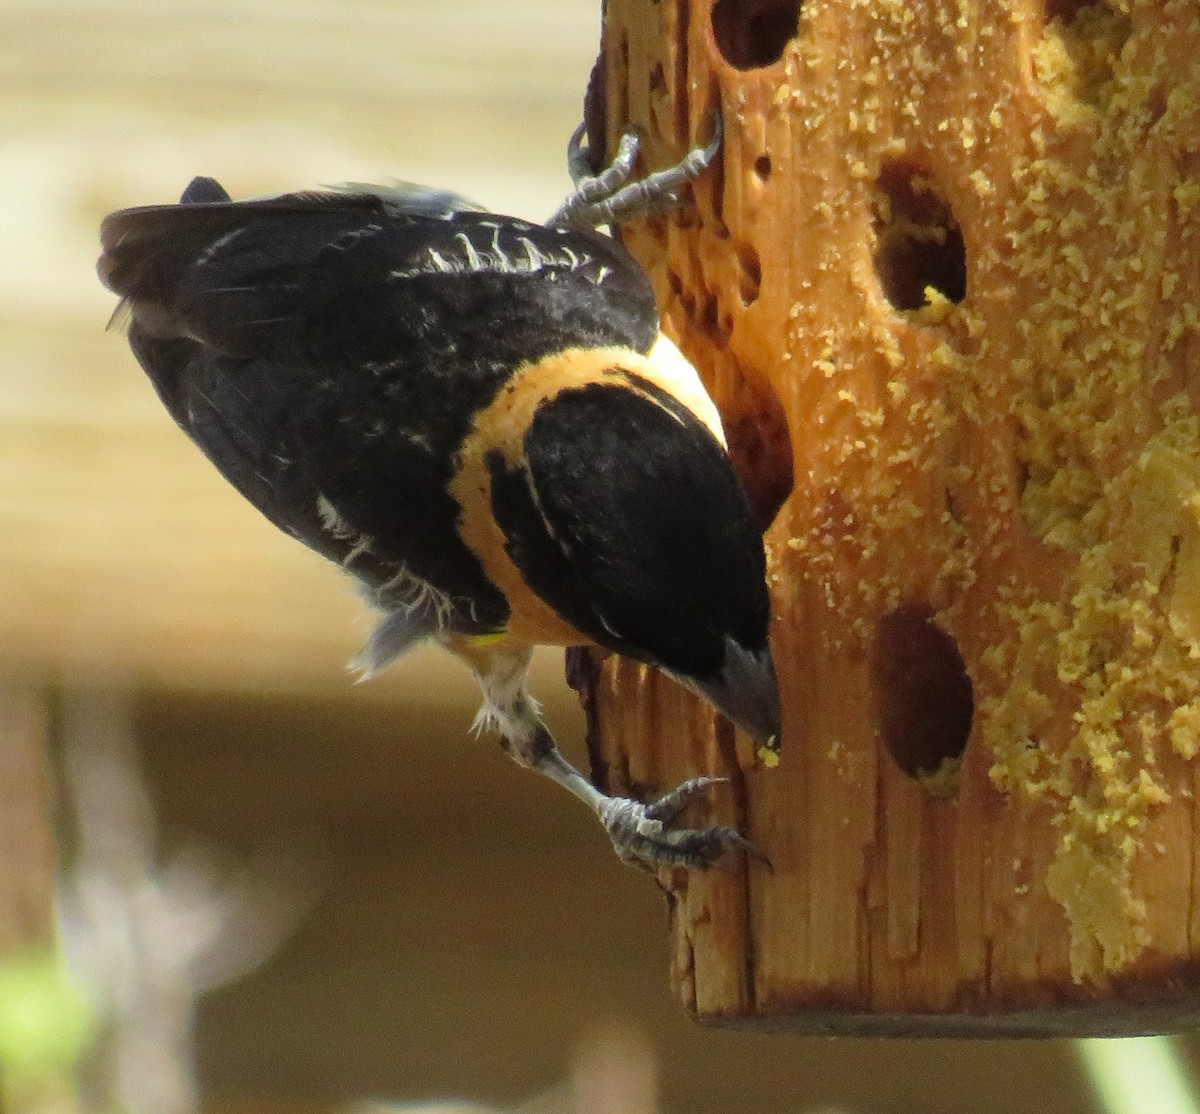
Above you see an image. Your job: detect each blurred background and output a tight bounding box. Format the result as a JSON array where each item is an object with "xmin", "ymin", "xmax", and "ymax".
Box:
[{"xmin": 0, "ymin": 2, "xmax": 1191, "ymax": 1112}]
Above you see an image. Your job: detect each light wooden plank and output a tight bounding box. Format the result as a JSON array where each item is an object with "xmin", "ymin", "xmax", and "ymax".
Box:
[{"xmin": 0, "ymin": 1, "xmax": 598, "ymax": 705}]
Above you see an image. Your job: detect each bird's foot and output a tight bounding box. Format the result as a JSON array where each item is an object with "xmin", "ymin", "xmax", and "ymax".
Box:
[
  {"xmin": 467, "ymin": 669, "xmax": 764, "ymax": 872},
  {"xmin": 597, "ymin": 777, "xmax": 765, "ymax": 871},
  {"xmin": 548, "ymin": 111, "xmax": 723, "ymax": 231}
]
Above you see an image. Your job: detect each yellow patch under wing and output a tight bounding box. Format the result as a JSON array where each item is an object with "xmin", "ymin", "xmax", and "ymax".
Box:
[{"xmin": 465, "ymin": 628, "xmax": 509, "ymax": 648}]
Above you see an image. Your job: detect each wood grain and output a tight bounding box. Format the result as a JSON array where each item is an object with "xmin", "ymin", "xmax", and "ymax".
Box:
[
  {"xmin": 586, "ymin": 0, "xmax": 1200, "ymax": 1033},
  {"xmin": 0, "ymin": 2, "xmax": 595, "ymax": 709}
]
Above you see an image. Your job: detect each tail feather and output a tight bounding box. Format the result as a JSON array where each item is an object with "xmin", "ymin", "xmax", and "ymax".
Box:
[
  {"xmin": 98, "ymin": 178, "xmax": 241, "ymax": 309},
  {"xmin": 179, "ymin": 176, "xmax": 231, "ymax": 205}
]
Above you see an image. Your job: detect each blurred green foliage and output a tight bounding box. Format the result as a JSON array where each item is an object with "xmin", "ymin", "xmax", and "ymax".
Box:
[{"xmin": 0, "ymin": 952, "xmax": 94, "ymax": 1091}]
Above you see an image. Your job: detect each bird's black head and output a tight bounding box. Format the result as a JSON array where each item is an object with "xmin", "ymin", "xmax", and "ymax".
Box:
[{"xmin": 486, "ymin": 365, "xmax": 780, "ymax": 743}]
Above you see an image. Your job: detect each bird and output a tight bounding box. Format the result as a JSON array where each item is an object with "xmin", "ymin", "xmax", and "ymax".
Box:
[{"xmin": 97, "ymin": 118, "xmax": 780, "ymax": 870}]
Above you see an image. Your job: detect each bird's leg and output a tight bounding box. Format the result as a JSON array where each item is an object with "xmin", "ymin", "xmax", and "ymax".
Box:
[
  {"xmin": 462, "ymin": 641, "xmax": 758, "ymax": 870},
  {"xmin": 548, "ymin": 111, "xmax": 723, "ymax": 231}
]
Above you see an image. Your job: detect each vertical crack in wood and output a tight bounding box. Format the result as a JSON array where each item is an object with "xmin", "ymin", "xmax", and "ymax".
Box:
[
  {"xmin": 672, "ymin": 0, "xmax": 690, "ymax": 147},
  {"xmin": 712, "ymin": 716, "xmax": 758, "ymax": 1012}
]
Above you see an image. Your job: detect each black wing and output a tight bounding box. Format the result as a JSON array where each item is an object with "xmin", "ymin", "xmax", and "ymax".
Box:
[
  {"xmin": 489, "ymin": 378, "xmax": 779, "ymax": 740},
  {"xmin": 99, "ymin": 181, "xmax": 658, "ymax": 365},
  {"xmin": 488, "ymin": 379, "xmax": 770, "ymax": 677},
  {"xmin": 99, "ymin": 179, "xmax": 660, "ymax": 626}
]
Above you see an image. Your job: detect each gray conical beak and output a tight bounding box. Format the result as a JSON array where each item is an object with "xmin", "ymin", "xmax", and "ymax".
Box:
[{"xmin": 680, "ymin": 638, "xmax": 781, "ymax": 746}]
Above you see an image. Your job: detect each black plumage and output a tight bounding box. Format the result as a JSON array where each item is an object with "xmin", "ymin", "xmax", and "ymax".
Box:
[
  {"xmin": 99, "ymin": 146, "xmax": 779, "ymax": 869},
  {"xmin": 100, "ymin": 185, "xmax": 660, "ymax": 631},
  {"xmin": 489, "ymin": 379, "xmax": 767, "ymax": 677}
]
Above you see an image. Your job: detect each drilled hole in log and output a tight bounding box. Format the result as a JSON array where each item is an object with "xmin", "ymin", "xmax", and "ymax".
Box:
[
  {"xmin": 871, "ymin": 604, "xmax": 973, "ymax": 788},
  {"xmin": 724, "ymin": 390, "xmax": 793, "ymax": 530},
  {"xmin": 1045, "ymin": 0, "xmax": 1094, "ymax": 18},
  {"xmin": 712, "ymin": 0, "xmax": 802, "ymax": 70},
  {"xmin": 872, "ymin": 162, "xmax": 966, "ymax": 312},
  {"xmin": 754, "ymin": 154, "xmax": 772, "ymax": 182},
  {"xmin": 668, "ymin": 271, "xmax": 697, "ymax": 320},
  {"xmin": 1039, "ymin": 1, "xmax": 1130, "ymax": 112},
  {"xmin": 699, "ymin": 294, "xmax": 731, "ymax": 346},
  {"xmin": 737, "ymin": 242, "xmax": 761, "ymax": 306}
]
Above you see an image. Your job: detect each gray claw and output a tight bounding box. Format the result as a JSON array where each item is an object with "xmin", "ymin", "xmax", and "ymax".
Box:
[
  {"xmin": 549, "ymin": 110, "xmax": 723, "ymax": 231},
  {"xmin": 598, "ymin": 781, "xmax": 765, "ymax": 871},
  {"xmin": 644, "ymin": 775, "xmax": 729, "ymax": 825}
]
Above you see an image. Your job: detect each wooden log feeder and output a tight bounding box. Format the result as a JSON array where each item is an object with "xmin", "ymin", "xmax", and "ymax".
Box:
[{"xmin": 575, "ymin": 0, "xmax": 1200, "ymax": 1034}]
